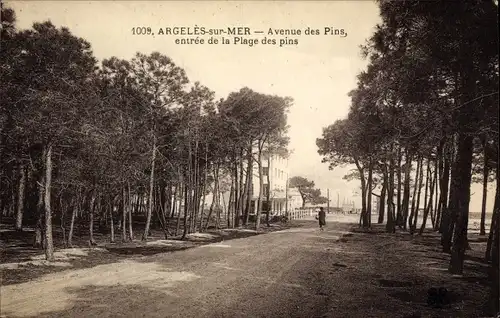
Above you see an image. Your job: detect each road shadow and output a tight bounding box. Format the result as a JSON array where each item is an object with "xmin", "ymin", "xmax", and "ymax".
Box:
[
  {"xmin": 1, "ymin": 222, "xmax": 298, "ymax": 286},
  {"xmin": 340, "ymin": 223, "xmax": 492, "ymax": 317},
  {"xmin": 8, "ymin": 284, "xmax": 186, "ymax": 318},
  {"xmin": 1, "ymin": 249, "xmax": 132, "ymax": 286}
]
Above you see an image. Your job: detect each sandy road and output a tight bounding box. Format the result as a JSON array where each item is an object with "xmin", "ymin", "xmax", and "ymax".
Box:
[
  {"xmin": 2, "ymin": 214, "xmax": 489, "ymax": 318},
  {"xmin": 1, "ymin": 216, "xmax": 355, "ymax": 318}
]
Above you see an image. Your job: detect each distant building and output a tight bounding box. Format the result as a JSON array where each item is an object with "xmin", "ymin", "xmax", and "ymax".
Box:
[
  {"xmin": 304, "ymin": 203, "xmax": 325, "ymax": 209},
  {"xmin": 196, "ymin": 151, "xmax": 294, "ymax": 216},
  {"xmin": 286, "ymin": 187, "xmax": 303, "ymax": 211},
  {"xmin": 342, "ymin": 203, "xmax": 354, "ymax": 214},
  {"xmin": 249, "ymin": 152, "xmax": 289, "ymax": 215}
]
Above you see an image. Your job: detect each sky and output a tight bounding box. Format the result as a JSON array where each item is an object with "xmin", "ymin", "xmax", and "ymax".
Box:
[{"xmin": 6, "ymin": 0, "xmax": 495, "ymax": 212}]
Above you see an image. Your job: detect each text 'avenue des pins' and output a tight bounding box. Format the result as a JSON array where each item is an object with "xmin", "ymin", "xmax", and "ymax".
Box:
[{"xmin": 131, "ymin": 26, "xmax": 348, "ymax": 47}]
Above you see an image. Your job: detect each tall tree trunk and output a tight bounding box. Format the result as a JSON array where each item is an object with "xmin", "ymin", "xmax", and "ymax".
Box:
[
  {"xmin": 486, "ymin": 142, "xmax": 500, "ymax": 314},
  {"xmin": 438, "ymin": 141, "xmax": 451, "ymax": 232},
  {"xmin": 402, "ymin": 151, "xmax": 412, "ymax": 229},
  {"xmin": 402, "ymin": 152, "xmax": 412, "ymax": 230},
  {"xmin": 134, "ymin": 193, "xmax": 141, "ymax": 217},
  {"xmin": 165, "ymin": 184, "xmax": 172, "ymax": 221},
  {"xmin": 386, "ymin": 149, "xmax": 396, "ymax": 233},
  {"xmin": 442, "ymin": 133, "xmax": 459, "ymax": 252},
  {"xmin": 128, "ymin": 182, "xmax": 133, "ymax": 240},
  {"xmin": 121, "ymin": 186, "xmax": 128, "ymax": 242},
  {"xmin": 214, "ymin": 163, "xmax": 221, "ymax": 230},
  {"xmin": 10, "ymin": 184, "xmax": 16, "ymax": 217},
  {"xmin": 181, "ymin": 173, "xmax": 190, "ymax": 239},
  {"xmin": 33, "ymin": 170, "xmax": 45, "ymax": 248},
  {"xmin": 411, "ymin": 156, "xmax": 425, "ymax": 234},
  {"xmin": 409, "ymin": 156, "xmax": 421, "ymax": 230},
  {"xmin": 449, "ymin": 132, "xmax": 474, "ymax": 274},
  {"xmin": 488, "ymin": 206, "xmax": 499, "ymax": 315},
  {"xmin": 227, "ymin": 179, "xmax": 234, "ymax": 228},
  {"xmin": 232, "ymin": 156, "xmax": 239, "ymax": 227},
  {"xmin": 378, "ymin": 168, "xmax": 387, "ymax": 224},
  {"xmin": 367, "ymin": 157, "xmax": 373, "ymax": 228},
  {"xmin": 192, "ymin": 138, "xmax": 200, "ymax": 233},
  {"xmin": 255, "ymin": 147, "xmax": 264, "ymax": 230},
  {"xmin": 485, "ymin": 178, "xmax": 498, "ymax": 261},
  {"xmin": 10, "ymin": 167, "xmax": 18, "ymax": 219},
  {"xmin": 266, "ymin": 154, "xmax": 271, "ymax": 227},
  {"xmin": 155, "ymin": 186, "xmax": 169, "ymax": 239},
  {"xmin": 171, "ymin": 184, "xmax": 177, "ymax": 220},
  {"xmin": 109, "ymin": 200, "xmax": 115, "ymax": 243},
  {"xmin": 159, "ymin": 183, "xmax": 166, "ymax": 224},
  {"xmin": 198, "ymin": 144, "xmax": 209, "ymax": 231},
  {"xmin": 420, "ymin": 159, "xmax": 436, "ymax": 234},
  {"xmin": 143, "ymin": 134, "xmax": 156, "ymax": 241},
  {"xmin": 436, "ymin": 148, "xmax": 444, "ymax": 230},
  {"xmin": 215, "ymin": 195, "xmax": 221, "ymax": 229},
  {"xmin": 480, "ymin": 137, "xmax": 489, "ymax": 236},
  {"xmin": 485, "ymin": 169, "xmax": 498, "ymax": 262},
  {"xmin": 204, "ymin": 171, "xmax": 215, "ymax": 231},
  {"xmin": 396, "ymin": 147, "xmax": 403, "ymax": 226},
  {"xmin": 44, "ymin": 144, "xmax": 54, "ymax": 261},
  {"xmin": 415, "ymin": 157, "xmax": 425, "ymax": 226},
  {"xmin": 15, "ymin": 163, "xmax": 26, "ymax": 231},
  {"xmin": 242, "ymin": 145, "xmax": 252, "ymax": 226},
  {"xmin": 175, "ymin": 179, "xmax": 183, "ymax": 236},
  {"xmin": 432, "ymin": 155, "xmax": 439, "ymax": 229},
  {"xmin": 238, "ymin": 148, "xmax": 245, "ymax": 227},
  {"xmin": 88, "ymin": 190, "xmax": 97, "ymax": 246},
  {"xmin": 182, "ymin": 140, "xmax": 193, "ymax": 239},
  {"xmin": 354, "ymin": 158, "xmax": 367, "ymax": 228},
  {"xmin": 216, "ymin": 178, "xmax": 222, "ymax": 229},
  {"xmin": 60, "ymin": 196, "xmax": 67, "ymax": 248},
  {"xmin": 205, "ymin": 164, "xmax": 220, "ymax": 231},
  {"xmin": 245, "ymin": 145, "xmax": 253, "ymax": 226},
  {"xmin": 423, "ymin": 158, "xmax": 431, "ymax": 217},
  {"xmin": 360, "ymin": 176, "xmax": 368, "ymax": 227},
  {"xmin": 68, "ymin": 194, "xmax": 79, "ymax": 247},
  {"xmin": 430, "ymin": 157, "xmax": 439, "ymax": 228},
  {"xmin": 198, "ymin": 181, "xmax": 207, "ymax": 232}
]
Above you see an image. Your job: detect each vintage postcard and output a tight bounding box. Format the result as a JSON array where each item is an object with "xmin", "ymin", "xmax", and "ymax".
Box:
[{"xmin": 1, "ymin": 1, "xmax": 499, "ymax": 317}]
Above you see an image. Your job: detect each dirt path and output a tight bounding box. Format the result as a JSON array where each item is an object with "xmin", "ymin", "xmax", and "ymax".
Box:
[{"xmin": 0, "ymin": 215, "xmax": 490, "ymax": 318}]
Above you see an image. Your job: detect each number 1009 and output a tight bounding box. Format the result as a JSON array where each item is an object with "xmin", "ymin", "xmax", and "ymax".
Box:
[{"xmin": 132, "ymin": 27, "xmax": 153, "ymax": 35}]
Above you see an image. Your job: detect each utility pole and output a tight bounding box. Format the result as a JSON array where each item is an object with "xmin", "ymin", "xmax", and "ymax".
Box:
[
  {"xmin": 285, "ymin": 174, "xmax": 289, "ymax": 216},
  {"xmin": 327, "ymin": 189, "xmax": 330, "ymax": 213},
  {"xmin": 337, "ymin": 192, "xmax": 339, "ymax": 209}
]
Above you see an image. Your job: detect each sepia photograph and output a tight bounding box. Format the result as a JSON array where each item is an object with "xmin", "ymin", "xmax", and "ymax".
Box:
[{"xmin": 0, "ymin": 0, "xmax": 499, "ymax": 317}]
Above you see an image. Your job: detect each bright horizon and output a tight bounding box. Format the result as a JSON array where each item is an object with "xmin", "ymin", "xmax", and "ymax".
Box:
[{"xmin": 7, "ymin": 0, "xmax": 495, "ymax": 212}]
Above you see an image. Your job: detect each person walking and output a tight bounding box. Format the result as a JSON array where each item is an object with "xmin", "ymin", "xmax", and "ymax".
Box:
[{"xmin": 317, "ymin": 207, "xmax": 326, "ymax": 231}]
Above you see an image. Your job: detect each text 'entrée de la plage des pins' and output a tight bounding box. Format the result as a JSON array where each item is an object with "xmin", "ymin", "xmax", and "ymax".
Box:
[{"xmin": 131, "ymin": 26, "xmax": 348, "ymax": 47}]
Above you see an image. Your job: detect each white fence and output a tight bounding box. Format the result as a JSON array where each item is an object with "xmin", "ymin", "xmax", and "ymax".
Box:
[{"xmin": 288, "ymin": 208, "xmax": 315, "ymax": 220}]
